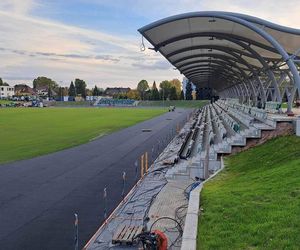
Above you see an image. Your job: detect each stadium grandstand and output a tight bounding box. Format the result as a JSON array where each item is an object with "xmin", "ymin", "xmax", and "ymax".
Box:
[{"xmin": 84, "ymin": 11, "xmax": 300, "ymax": 250}]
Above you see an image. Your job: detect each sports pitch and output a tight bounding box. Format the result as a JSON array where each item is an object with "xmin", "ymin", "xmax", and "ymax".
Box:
[{"xmin": 0, "ymin": 107, "xmax": 166, "ymax": 164}]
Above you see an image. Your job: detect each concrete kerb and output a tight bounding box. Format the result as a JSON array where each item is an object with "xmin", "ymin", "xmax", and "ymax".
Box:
[{"xmin": 181, "ymin": 156, "xmax": 225, "ymax": 250}]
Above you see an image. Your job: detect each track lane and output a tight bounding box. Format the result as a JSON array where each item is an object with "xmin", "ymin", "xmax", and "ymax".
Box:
[{"xmin": 0, "ymin": 108, "xmax": 192, "ymax": 250}]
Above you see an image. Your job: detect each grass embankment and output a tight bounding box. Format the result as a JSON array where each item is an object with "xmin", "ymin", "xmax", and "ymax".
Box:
[
  {"xmin": 198, "ymin": 135, "xmax": 300, "ymax": 250},
  {"xmin": 0, "ymin": 107, "xmax": 165, "ymax": 164},
  {"xmin": 139, "ymin": 100, "xmax": 209, "ymax": 108}
]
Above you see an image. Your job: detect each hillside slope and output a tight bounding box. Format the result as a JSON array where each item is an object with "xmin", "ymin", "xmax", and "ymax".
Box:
[{"xmin": 198, "ymin": 135, "xmax": 300, "ymax": 250}]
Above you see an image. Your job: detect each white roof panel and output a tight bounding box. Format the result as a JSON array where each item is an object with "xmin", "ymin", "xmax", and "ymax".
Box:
[{"xmin": 139, "ymin": 11, "xmax": 300, "ymax": 89}]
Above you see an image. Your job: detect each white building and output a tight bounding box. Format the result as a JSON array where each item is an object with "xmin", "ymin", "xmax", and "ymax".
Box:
[{"xmin": 0, "ymin": 85, "xmax": 14, "ymax": 98}]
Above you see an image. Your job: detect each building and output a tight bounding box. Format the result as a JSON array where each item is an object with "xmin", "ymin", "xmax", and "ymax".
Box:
[
  {"xmin": 14, "ymin": 84, "xmax": 36, "ymax": 96},
  {"xmin": 36, "ymin": 86, "xmax": 49, "ymax": 97},
  {"xmin": 35, "ymin": 85, "xmax": 58, "ymax": 98},
  {"xmin": 0, "ymin": 85, "xmax": 14, "ymax": 98},
  {"xmin": 105, "ymin": 87, "xmax": 131, "ymax": 96}
]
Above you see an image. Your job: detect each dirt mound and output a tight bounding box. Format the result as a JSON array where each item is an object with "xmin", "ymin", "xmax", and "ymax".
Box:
[{"xmin": 231, "ymin": 122, "xmax": 294, "ymax": 154}]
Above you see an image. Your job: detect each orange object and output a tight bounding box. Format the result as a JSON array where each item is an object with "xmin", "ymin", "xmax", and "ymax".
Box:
[{"xmin": 153, "ymin": 230, "xmax": 168, "ymax": 250}]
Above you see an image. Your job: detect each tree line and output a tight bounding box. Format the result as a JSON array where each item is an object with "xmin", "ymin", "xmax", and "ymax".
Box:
[
  {"xmin": 32, "ymin": 77, "xmax": 189, "ymax": 101},
  {"xmin": 1, "ymin": 76, "xmax": 195, "ymax": 101},
  {"xmin": 123, "ymin": 79, "xmax": 186, "ymax": 101}
]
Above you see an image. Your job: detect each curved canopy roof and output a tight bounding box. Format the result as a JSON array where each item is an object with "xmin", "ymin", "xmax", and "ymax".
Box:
[{"xmin": 138, "ymin": 11, "xmax": 300, "ymax": 92}]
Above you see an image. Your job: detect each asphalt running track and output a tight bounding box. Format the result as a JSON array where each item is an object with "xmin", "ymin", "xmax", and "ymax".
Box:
[{"xmin": 0, "ymin": 108, "xmax": 192, "ymax": 250}]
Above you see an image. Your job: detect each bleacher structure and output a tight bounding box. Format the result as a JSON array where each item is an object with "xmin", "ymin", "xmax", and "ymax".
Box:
[
  {"xmin": 166, "ymin": 99, "xmax": 278, "ymax": 181},
  {"xmin": 138, "ymin": 11, "xmax": 300, "ymax": 181},
  {"xmin": 94, "ymin": 98, "xmax": 138, "ymax": 107}
]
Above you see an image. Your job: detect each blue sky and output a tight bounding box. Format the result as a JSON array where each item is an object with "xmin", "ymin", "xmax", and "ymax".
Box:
[
  {"xmin": 1, "ymin": 0, "xmax": 300, "ymax": 89},
  {"xmin": 34, "ymin": 1, "xmax": 148, "ymax": 36}
]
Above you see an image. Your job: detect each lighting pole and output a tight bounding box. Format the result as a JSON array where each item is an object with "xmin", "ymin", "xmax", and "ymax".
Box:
[{"xmin": 163, "ymin": 88, "xmax": 165, "ymax": 107}]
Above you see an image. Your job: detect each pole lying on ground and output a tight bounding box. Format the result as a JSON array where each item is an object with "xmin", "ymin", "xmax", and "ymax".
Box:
[
  {"xmin": 74, "ymin": 213, "xmax": 79, "ymax": 250},
  {"xmin": 103, "ymin": 187, "xmax": 107, "ymax": 219},
  {"xmin": 134, "ymin": 160, "xmax": 138, "ymax": 181},
  {"xmin": 140, "ymin": 154, "xmax": 144, "ymax": 178},
  {"xmin": 151, "ymin": 146, "xmax": 154, "ymax": 161},
  {"xmin": 145, "ymin": 152, "xmax": 148, "ymax": 173},
  {"xmin": 122, "ymin": 171, "xmax": 126, "ymax": 198}
]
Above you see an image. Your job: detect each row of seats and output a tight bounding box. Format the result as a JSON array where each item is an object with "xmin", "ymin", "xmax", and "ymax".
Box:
[
  {"xmin": 206, "ymin": 106, "xmax": 215, "ymax": 146},
  {"xmin": 95, "ymin": 98, "xmax": 136, "ymax": 106},
  {"xmin": 210, "ymin": 104, "xmax": 227, "ymax": 140},
  {"xmin": 218, "ymin": 99, "xmax": 268, "ymax": 122},
  {"xmin": 213, "ymin": 103, "xmax": 240, "ymax": 133},
  {"xmin": 265, "ymin": 101, "xmax": 281, "ymax": 113},
  {"xmin": 216, "ymin": 101, "xmax": 253, "ymax": 127},
  {"xmin": 181, "ymin": 98, "xmax": 270, "ymax": 162}
]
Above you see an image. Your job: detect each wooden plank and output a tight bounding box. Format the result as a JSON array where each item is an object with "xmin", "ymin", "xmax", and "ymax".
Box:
[
  {"xmin": 112, "ymin": 225, "xmax": 145, "ymax": 245},
  {"xmin": 112, "ymin": 225, "xmax": 126, "ymax": 244}
]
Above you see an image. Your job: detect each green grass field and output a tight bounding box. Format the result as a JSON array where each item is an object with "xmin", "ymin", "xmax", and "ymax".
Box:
[
  {"xmin": 0, "ymin": 107, "xmax": 165, "ymax": 164},
  {"xmin": 138, "ymin": 100, "xmax": 209, "ymax": 108},
  {"xmin": 0, "ymin": 100, "xmax": 14, "ymax": 105},
  {"xmin": 198, "ymin": 135, "xmax": 300, "ymax": 250}
]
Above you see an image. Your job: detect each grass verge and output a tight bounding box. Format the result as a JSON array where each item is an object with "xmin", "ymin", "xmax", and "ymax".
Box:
[{"xmin": 198, "ymin": 135, "xmax": 300, "ymax": 250}]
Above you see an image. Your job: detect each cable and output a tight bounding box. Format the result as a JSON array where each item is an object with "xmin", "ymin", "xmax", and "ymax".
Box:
[
  {"xmin": 184, "ymin": 180, "xmax": 201, "ymax": 200},
  {"xmin": 149, "ymin": 216, "xmax": 183, "ymax": 249}
]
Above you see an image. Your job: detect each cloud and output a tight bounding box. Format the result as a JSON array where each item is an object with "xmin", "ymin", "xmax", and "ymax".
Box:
[
  {"xmin": 132, "ymin": 60, "xmax": 172, "ymax": 70},
  {"xmin": 1, "ymin": 0, "xmax": 300, "ymax": 89},
  {"xmin": 0, "ymin": 0, "xmax": 37, "ymax": 15},
  {"xmin": 0, "ymin": 2, "xmax": 176, "ymax": 88}
]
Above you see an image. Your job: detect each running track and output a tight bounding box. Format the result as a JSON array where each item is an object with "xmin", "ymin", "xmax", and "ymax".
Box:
[{"xmin": 0, "ymin": 108, "xmax": 192, "ymax": 250}]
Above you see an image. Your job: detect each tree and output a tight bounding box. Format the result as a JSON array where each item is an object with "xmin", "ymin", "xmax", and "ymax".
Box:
[
  {"xmin": 33, "ymin": 76, "xmax": 58, "ymax": 90},
  {"xmin": 48, "ymin": 86, "xmax": 52, "ymax": 98},
  {"xmin": 180, "ymin": 90, "xmax": 184, "ymax": 100},
  {"xmin": 185, "ymin": 81, "xmax": 193, "ymax": 100},
  {"xmin": 159, "ymin": 80, "xmax": 172, "ymax": 100},
  {"xmin": 92, "ymin": 85, "xmax": 99, "ymax": 96},
  {"xmin": 169, "ymin": 86, "xmax": 178, "ymax": 100},
  {"xmin": 68, "ymin": 81, "xmax": 76, "ymax": 97},
  {"xmin": 151, "ymin": 81, "xmax": 160, "ymax": 100},
  {"xmin": 62, "ymin": 87, "xmax": 69, "ymax": 96},
  {"xmin": 98, "ymin": 88, "xmax": 104, "ymax": 95},
  {"xmin": 137, "ymin": 80, "xmax": 149, "ymax": 100},
  {"xmin": 86, "ymin": 88, "xmax": 92, "ymax": 96},
  {"xmin": 0, "ymin": 78, "xmax": 9, "ymax": 86},
  {"xmin": 127, "ymin": 89, "xmax": 140, "ymax": 100},
  {"xmin": 58, "ymin": 87, "xmax": 65, "ymax": 100},
  {"xmin": 169, "ymin": 79, "xmax": 181, "ymax": 98},
  {"xmin": 74, "ymin": 78, "xmax": 87, "ymax": 99}
]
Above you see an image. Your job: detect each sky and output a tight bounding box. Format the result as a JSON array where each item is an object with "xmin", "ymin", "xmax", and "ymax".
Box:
[{"xmin": 1, "ymin": 0, "xmax": 300, "ymax": 89}]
